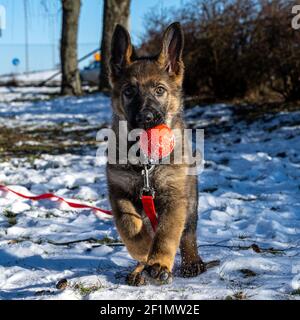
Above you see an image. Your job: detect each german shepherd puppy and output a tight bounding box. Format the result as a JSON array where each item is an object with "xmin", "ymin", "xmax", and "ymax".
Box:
[{"xmin": 107, "ymin": 22, "xmax": 205, "ymax": 285}]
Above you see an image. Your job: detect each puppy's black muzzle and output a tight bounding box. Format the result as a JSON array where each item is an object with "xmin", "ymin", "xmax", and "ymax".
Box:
[{"xmin": 135, "ymin": 108, "xmax": 165, "ymax": 130}]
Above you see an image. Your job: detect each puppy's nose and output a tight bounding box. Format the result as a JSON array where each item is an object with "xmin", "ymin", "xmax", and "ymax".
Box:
[
  {"xmin": 136, "ymin": 111, "xmax": 154, "ymax": 124},
  {"xmin": 144, "ymin": 112, "xmax": 153, "ymax": 123}
]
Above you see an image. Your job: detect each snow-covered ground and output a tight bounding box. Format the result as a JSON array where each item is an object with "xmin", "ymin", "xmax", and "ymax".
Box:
[
  {"xmin": 0, "ymin": 86, "xmax": 60, "ymax": 104},
  {"xmin": 0, "ymin": 70, "xmax": 61, "ymax": 86},
  {"xmin": 0, "ymin": 89, "xmax": 300, "ymax": 300}
]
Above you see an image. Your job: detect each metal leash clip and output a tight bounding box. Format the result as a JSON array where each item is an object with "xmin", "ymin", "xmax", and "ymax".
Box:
[{"xmin": 140, "ymin": 164, "xmax": 155, "ymax": 198}]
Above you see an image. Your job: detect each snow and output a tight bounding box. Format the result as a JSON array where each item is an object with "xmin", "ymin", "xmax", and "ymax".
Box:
[
  {"xmin": 0, "ymin": 86, "xmax": 60, "ymax": 103},
  {"xmin": 0, "ymin": 88, "xmax": 300, "ymax": 300},
  {"xmin": 0, "ymin": 70, "xmax": 61, "ymax": 86}
]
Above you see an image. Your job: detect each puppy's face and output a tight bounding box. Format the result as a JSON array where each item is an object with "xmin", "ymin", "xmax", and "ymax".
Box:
[{"xmin": 109, "ymin": 23, "xmax": 184, "ymax": 129}]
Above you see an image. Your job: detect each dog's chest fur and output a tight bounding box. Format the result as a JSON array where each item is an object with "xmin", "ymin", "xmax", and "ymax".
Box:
[{"xmin": 107, "ymin": 163, "xmax": 187, "ymax": 201}]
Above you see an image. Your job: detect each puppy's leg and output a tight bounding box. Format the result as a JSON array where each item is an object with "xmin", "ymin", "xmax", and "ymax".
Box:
[
  {"xmin": 180, "ymin": 230, "xmax": 205, "ymax": 277},
  {"xmin": 126, "ymin": 262, "xmax": 147, "ymax": 286},
  {"xmin": 180, "ymin": 175, "xmax": 205, "ymax": 277},
  {"xmin": 144, "ymin": 200, "xmax": 187, "ymax": 285},
  {"xmin": 112, "ymin": 199, "xmax": 152, "ymax": 286}
]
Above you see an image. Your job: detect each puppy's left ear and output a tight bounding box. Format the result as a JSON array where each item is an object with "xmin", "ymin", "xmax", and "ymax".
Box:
[{"xmin": 158, "ymin": 22, "xmax": 184, "ymax": 78}]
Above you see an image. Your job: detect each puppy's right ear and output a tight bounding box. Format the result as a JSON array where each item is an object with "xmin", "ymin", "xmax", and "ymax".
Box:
[{"xmin": 110, "ymin": 24, "xmax": 133, "ymax": 80}]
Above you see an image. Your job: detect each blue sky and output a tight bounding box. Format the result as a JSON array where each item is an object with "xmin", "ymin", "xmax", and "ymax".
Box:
[{"xmin": 0, "ymin": 0, "xmax": 183, "ymax": 75}]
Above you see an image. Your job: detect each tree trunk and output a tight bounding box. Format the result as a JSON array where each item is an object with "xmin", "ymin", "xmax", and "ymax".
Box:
[
  {"xmin": 99, "ymin": 0, "xmax": 131, "ymax": 91},
  {"xmin": 60, "ymin": 0, "xmax": 82, "ymax": 96}
]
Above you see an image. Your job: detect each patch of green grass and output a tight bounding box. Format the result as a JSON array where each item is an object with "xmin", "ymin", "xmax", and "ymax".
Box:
[
  {"xmin": 74, "ymin": 282, "xmax": 103, "ymax": 297},
  {"xmin": 96, "ymin": 236, "xmax": 120, "ymax": 245}
]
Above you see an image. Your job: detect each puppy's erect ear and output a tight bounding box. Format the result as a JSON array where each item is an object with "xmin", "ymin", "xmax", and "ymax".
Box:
[
  {"xmin": 110, "ymin": 24, "xmax": 133, "ymax": 79},
  {"xmin": 158, "ymin": 22, "xmax": 184, "ymax": 77}
]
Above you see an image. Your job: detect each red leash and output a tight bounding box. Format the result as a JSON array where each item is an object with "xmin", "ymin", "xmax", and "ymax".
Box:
[
  {"xmin": 0, "ymin": 184, "xmax": 112, "ymax": 216},
  {"xmin": 141, "ymin": 195, "xmax": 158, "ymax": 231},
  {"xmin": 0, "ymin": 125, "xmax": 173, "ymax": 232},
  {"xmin": 0, "ymin": 184, "xmax": 158, "ymax": 231},
  {"xmin": 140, "ymin": 164, "xmax": 158, "ymax": 232}
]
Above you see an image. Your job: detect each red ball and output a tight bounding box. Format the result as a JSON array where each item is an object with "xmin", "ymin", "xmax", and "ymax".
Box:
[{"xmin": 139, "ymin": 124, "xmax": 175, "ymax": 160}]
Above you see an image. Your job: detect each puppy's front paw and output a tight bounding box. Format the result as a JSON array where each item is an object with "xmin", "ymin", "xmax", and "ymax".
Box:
[
  {"xmin": 143, "ymin": 263, "xmax": 173, "ymax": 285},
  {"xmin": 126, "ymin": 272, "xmax": 147, "ymax": 286},
  {"xmin": 180, "ymin": 259, "xmax": 206, "ymax": 278}
]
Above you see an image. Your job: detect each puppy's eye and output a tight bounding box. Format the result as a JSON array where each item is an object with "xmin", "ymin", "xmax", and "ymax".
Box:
[
  {"xmin": 123, "ymin": 86, "xmax": 136, "ymax": 98},
  {"xmin": 155, "ymin": 86, "xmax": 166, "ymax": 96}
]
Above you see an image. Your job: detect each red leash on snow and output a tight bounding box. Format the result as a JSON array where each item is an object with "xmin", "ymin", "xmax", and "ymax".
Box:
[
  {"xmin": 0, "ymin": 125, "xmax": 175, "ymax": 231},
  {"xmin": 0, "ymin": 184, "xmax": 159, "ymax": 229},
  {"xmin": 0, "ymin": 184, "xmax": 158, "ymax": 231},
  {"xmin": 0, "ymin": 184, "xmax": 112, "ymax": 216}
]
